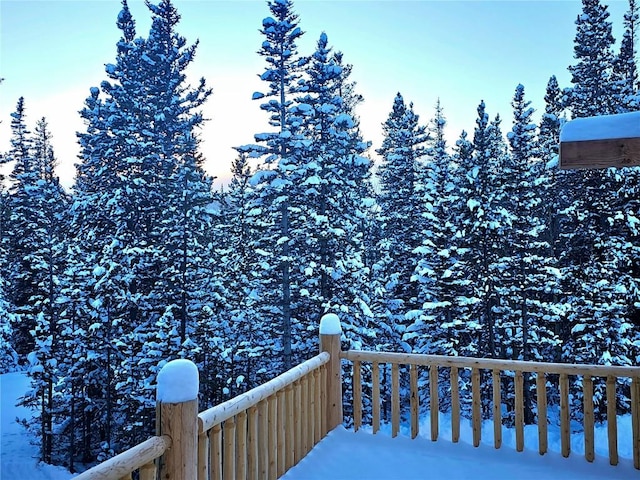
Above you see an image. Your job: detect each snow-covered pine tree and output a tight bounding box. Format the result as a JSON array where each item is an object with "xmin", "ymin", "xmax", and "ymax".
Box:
[
  {"xmin": 538, "ymin": 75, "xmax": 563, "ymax": 165},
  {"xmin": 4, "ymin": 105, "xmax": 69, "ymax": 463},
  {"xmin": 0, "ymin": 88, "xmax": 16, "ymax": 374},
  {"xmin": 501, "ymin": 84, "xmax": 559, "ymax": 424},
  {"xmin": 537, "ymin": 76, "xmax": 566, "ymax": 370},
  {"xmin": 237, "ymin": 0, "xmax": 309, "ymax": 371},
  {"xmin": 613, "ymin": 0, "xmax": 639, "ymax": 112},
  {"xmin": 68, "ymin": 0, "xmax": 213, "ymax": 458},
  {"xmin": 144, "ymin": 141, "xmax": 219, "ymax": 405},
  {"xmin": 376, "ymin": 93, "xmax": 428, "ymax": 339},
  {"xmin": 214, "ymin": 153, "xmax": 274, "ymax": 396},
  {"xmin": 296, "ymin": 33, "xmax": 378, "ymax": 353},
  {"xmin": 447, "ymin": 104, "xmax": 513, "ymax": 418},
  {"xmin": 440, "ymin": 129, "xmax": 474, "ymax": 359},
  {"xmin": 406, "ymin": 100, "xmax": 453, "ymax": 349},
  {"xmin": 567, "ymin": 0, "xmax": 617, "ymax": 117},
  {"xmin": 407, "ymin": 100, "xmax": 467, "ymax": 413},
  {"xmin": 450, "ymin": 102, "xmax": 510, "ymax": 361},
  {"xmin": 5, "ymin": 97, "xmax": 35, "ymax": 358},
  {"xmin": 19, "ymin": 118, "xmax": 69, "ymax": 464},
  {"xmin": 297, "ymin": 34, "xmax": 387, "ymax": 424}
]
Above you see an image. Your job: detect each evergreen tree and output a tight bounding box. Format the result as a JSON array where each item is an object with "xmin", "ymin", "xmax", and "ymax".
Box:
[
  {"xmin": 5, "ymin": 97, "xmax": 35, "ymax": 358},
  {"xmin": 4, "ymin": 104, "xmax": 69, "ymax": 463},
  {"xmin": 18, "ymin": 117, "xmax": 69, "ymax": 464},
  {"xmin": 296, "ymin": 33, "xmax": 378, "ymax": 353},
  {"xmin": 215, "ymin": 153, "xmax": 272, "ymax": 395},
  {"xmin": 0, "ymin": 82, "xmax": 15, "ymax": 374},
  {"xmin": 238, "ymin": 0, "xmax": 307, "ymax": 371},
  {"xmin": 567, "ymin": 0, "xmax": 617, "ymax": 117},
  {"xmin": 449, "ymin": 102, "xmax": 509, "ymax": 361},
  {"xmin": 64, "ymin": 0, "xmax": 213, "ymax": 460},
  {"xmin": 501, "ymin": 84, "xmax": 560, "ymax": 424},
  {"xmin": 376, "ymin": 93, "xmax": 428, "ymax": 332},
  {"xmin": 408, "ymin": 100, "xmax": 456, "ymax": 356},
  {"xmin": 538, "ymin": 75, "xmax": 563, "ymax": 165},
  {"xmin": 613, "ymin": 0, "xmax": 639, "ymax": 111}
]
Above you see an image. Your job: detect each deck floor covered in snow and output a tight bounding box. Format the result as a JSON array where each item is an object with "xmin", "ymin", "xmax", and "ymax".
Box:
[{"xmin": 281, "ymin": 426, "xmax": 636, "ymax": 480}]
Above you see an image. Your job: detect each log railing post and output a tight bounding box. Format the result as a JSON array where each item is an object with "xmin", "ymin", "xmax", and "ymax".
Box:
[
  {"xmin": 319, "ymin": 313, "xmax": 343, "ymax": 432},
  {"xmin": 157, "ymin": 359, "xmax": 199, "ymax": 480}
]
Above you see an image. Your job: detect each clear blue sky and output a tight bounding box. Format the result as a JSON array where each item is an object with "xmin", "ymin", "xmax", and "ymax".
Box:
[{"xmin": 0, "ymin": 0, "xmax": 631, "ymax": 188}]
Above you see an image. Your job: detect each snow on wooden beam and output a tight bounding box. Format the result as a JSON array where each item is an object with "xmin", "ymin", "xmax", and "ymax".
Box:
[{"xmin": 559, "ymin": 111, "xmax": 640, "ymax": 169}]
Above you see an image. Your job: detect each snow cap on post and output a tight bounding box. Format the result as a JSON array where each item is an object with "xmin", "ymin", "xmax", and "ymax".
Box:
[
  {"xmin": 320, "ymin": 313, "xmax": 342, "ymax": 335},
  {"xmin": 157, "ymin": 359, "xmax": 199, "ymax": 403}
]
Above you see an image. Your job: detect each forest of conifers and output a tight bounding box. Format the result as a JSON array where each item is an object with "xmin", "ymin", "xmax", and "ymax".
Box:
[{"xmin": 1, "ymin": 0, "xmax": 640, "ymax": 471}]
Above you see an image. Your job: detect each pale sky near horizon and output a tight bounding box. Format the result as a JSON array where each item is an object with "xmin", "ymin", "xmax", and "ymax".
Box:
[{"xmin": 0, "ymin": 0, "xmax": 632, "ymax": 189}]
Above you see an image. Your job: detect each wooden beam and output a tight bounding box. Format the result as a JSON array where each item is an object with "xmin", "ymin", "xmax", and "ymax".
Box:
[{"xmin": 560, "ymin": 137, "xmax": 640, "ymax": 169}]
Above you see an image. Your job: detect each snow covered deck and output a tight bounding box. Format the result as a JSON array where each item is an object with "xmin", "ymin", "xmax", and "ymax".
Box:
[{"xmin": 282, "ymin": 426, "xmax": 635, "ymax": 480}]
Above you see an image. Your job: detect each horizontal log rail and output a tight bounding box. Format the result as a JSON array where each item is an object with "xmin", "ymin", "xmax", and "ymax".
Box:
[
  {"xmin": 341, "ymin": 350, "xmax": 640, "ymax": 377},
  {"xmin": 73, "ymin": 435, "xmax": 171, "ymax": 480},
  {"xmin": 342, "ymin": 349, "xmax": 640, "ymax": 470},
  {"xmin": 198, "ymin": 352, "xmax": 329, "ymax": 432}
]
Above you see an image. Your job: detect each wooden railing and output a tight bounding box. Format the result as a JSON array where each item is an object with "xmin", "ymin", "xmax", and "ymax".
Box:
[
  {"xmin": 342, "ymin": 350, "xmax": 640, "ymax": 469},
  {"xmin": 74, "ymin": 314, "xmax": 639, "ymax": 478},
  {"xmin": 73, "ymin": 315, "xmax": 343, "ymax": 479},
  {"xmin": 196, "ymin": 352, "xmax": 330, "ymax": 479}
]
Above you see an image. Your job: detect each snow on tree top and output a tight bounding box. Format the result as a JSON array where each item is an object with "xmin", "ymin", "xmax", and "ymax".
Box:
[
  {"xmin": 560, "ymin": 111, "xmax": 640, "ymax": 142},
  {"xmin": 157, "ymin": 359, "xmax": 199, "ymax": 403},
  {"xmin": 320, "ymin": 313, "xmax": 342, "ymax": 335}
]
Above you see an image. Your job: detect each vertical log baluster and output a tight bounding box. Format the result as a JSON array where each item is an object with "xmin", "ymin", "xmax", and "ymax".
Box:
[
  {"xmin": 300, "ymin": 377, "xmax": 309, "ymax": 457},
  {"xmin": 451, "ymin": 366, "xmax": 460, "ymax": 443},
  {"xmin": 236, "ymin": 411, "xmax": 247, "ymax": 479},
  {"xmin": 353, "ymin": 360, "xmax": 362, "ymax": 432},
  {"xmin": 605, "ymin": 375, "xmax": 618, "ymax": 466},
  {"xmin": 320, "ymin": 366, "xmax": 327, "ymax": 437},
  {"xmin": 285, "ymin": 384, "xmax": 295, "ymax": 470},
  {"xmin": 492, "ymin": 369, "xmax": 502, "ymax": 450},
  {"xmin": 258, "ymin": 400, "xmax": 268, "ymax": 478},
  {"xmin": 410, "ymin": 363, "xmax": 418, "ymax": 439},
  {"xmin": 247, "ymin": 406, "xmax": 258, "ymax": 480},
  {"xmin": 294, "ymin": 380, "xmax": 303, "ymax": 463},
  {"xmin": 312, "ymin": 369, "xmax": 321, "ymax": 447},
  {"xmin": 631, "ymin": 377, "xmax": 640, "ymax": 469},
  {"xmin": 472, "ymin": 368, "xmax": 481, "ymax": 447},
  {"xmin": 536, "ymin": 372, "xmax": 547, "ymax": 455},
  {"xmin": 210, "ymin": 424, "xmax": 222, "ymax": 480},
  {"xmin": 306, "ymin": 372, "xmax": 313, "ymax": 453},
  {"xmin": 583, "ymin": 376, "xmax": 595, "ymax": 463},
  {"xmin": 197, "ymin": 432, "xmax": 209, "ymax": 480},
  {"xmin": 430, "ymin": 365, "xmax": 439, "ymax": 441},
  {"xmin": 392, "ymin": 363, "xmax": 400, "ymax": 438},
  {"xmin": 276, "ymin": 390, "xmax": 285, "ymax": 478},
  {"xmin": 223, "ymin": 417, "xmax": 236, "ymax": 480},
  {"xmin": 515, "ymin": 370, "xmax": 524, "ymax": 453},
  {"xmin": 560, "ymin": 373, "xmax": 570, "ymax": 458},
  {"xmin": 372, "ymin": 362, "xmax": 380, "ymax": 434},
  {"xmin": 268, "ymin": 396, "xmax": 277, "ymax": 479},
  {"xmin": 139, "ymin": 462, "xmax": 155, "ymax": 480}
]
